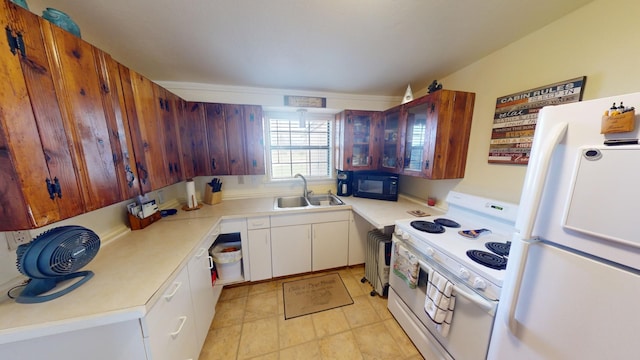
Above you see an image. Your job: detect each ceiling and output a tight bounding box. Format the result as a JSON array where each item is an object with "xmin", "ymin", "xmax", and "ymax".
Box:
[{"xmin": 27, "ymin": 0, "xmax": 593, "ymax": 97}]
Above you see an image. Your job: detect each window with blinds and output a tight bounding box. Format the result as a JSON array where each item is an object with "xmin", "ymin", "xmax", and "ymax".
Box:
[{"xmin": 266, "ymin": 112, "xmax": 332, "ymax": 179}]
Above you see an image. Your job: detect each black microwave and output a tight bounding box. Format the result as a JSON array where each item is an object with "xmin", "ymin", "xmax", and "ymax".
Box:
[{"xmin": 352, "ymin": 171, "xmax": 399, "ymax": 201}]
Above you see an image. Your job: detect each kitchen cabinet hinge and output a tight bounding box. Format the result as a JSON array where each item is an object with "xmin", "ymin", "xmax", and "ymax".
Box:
[
  {"xmin": 45, "ymin": 177, "xmax": 62, "ymax": 199},
  {"xmin": 5, "ymin": 26, "xmax": 25, "ymax": 57}
]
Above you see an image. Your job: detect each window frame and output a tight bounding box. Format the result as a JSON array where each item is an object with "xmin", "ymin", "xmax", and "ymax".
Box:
[{"xmin": 264, "ymin": 111, "xmax": 334, "ymax": 181}]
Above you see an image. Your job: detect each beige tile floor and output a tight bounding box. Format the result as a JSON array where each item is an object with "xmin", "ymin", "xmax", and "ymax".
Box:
[{"xmin": 199, "ymin": 265, "xmax": 425, "ymax": 360}]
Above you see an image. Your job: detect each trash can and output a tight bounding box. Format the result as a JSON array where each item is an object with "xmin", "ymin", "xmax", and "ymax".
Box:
[{"xmin": 211, "ymin": 241, "xmax": 242, "ymax": 281}]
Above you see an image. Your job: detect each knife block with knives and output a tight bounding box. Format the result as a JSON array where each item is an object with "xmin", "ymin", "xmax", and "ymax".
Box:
[{"xmin": 204, "ymin": 178, "xmax": 223, "ymax": 205}]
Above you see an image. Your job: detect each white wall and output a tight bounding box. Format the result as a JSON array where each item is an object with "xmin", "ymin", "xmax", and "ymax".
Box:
[{"xmin": 404, "ymin": 0, "xmax": 640, "ymax": 205}]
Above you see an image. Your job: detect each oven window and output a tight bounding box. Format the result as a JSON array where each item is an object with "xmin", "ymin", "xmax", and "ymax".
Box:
[{"xmin": 358, "ymin": 179, "xmax": 383, "ymax": 194}]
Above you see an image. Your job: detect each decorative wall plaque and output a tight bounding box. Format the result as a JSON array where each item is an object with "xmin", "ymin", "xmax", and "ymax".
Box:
[
  {"xmin": 284, "ymin": 95, "xmax": 326, "ymax": 108},
  {"xmin": 488, "ymin": 76, "xmax": 586, "ymax": 165}
]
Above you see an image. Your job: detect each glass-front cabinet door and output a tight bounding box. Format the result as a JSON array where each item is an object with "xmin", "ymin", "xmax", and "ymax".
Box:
[
  {"xmin": 402, "ymin": 99, "xmax": 434, "ymax": 176},
  {"xmin": 381, "ymin": 106, "xmax": 402, "ymax": 172},
  {"xmin": 336, "ymin": 110, "xmax": 380, "ymax": 171}
]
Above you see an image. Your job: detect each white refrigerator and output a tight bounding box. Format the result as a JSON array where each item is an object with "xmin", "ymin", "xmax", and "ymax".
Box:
[{"xmin": 488, "ymin": 92, "xmax": 640, "ymax": 359}]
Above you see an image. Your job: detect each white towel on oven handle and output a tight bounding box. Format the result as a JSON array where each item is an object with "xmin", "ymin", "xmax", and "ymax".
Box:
[{"xmin": 424, "ymin": 267, "xmax": 456, "ymax": 336}]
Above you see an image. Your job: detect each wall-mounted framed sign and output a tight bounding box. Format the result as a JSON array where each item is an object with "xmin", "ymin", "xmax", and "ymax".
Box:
[
  {"xmin": 488, "ymin": 76, "xmax": 586, "ymax": 165},
  {"xmin": 284, "ymin": 95, "xmax": 326, "ymax": 108}
]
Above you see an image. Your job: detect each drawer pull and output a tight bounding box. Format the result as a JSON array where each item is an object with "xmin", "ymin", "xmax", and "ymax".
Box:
[
  {"xmin": 164, "ymin": 281, "xmax": 182, "ymax": 301},
  {"xmin": 195, "ymin": 248, "xmax": 207, "ymax": 258},
  {"xmin": 170, "ymin": 316, "xmax": 187, "ymax": 338}
]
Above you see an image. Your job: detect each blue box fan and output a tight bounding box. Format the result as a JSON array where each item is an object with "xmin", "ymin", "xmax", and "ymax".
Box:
[{"xmin": 15, "ymin": 225, "xmax": 101, "ymax": 304}]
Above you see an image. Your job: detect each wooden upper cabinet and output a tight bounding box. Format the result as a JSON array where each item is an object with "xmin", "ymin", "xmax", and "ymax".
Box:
[
  {"xmin": 224, "ymin": 104, "xmax": 247, "ymax": 175},
  {"xmin": 221, "ymin": 104, "xmax": 265, "ymax": 176},
  {"xmin": 42, "ymin": 19, "xmax": 135, "ymax": 210},
  {"xmin": 204, "ymin": 103, "xmax": 230, "ymax": 175},
  {"xmin": 181, "ymin": 102, "xmax": 210, "ymax": 178},
  {"xmin": 95, "ymin": 52, "xmax": 141, "ymax": 199},
  {"xmin": 380, "ymin": 105, "xmax": 403, "ymax": 173},
  {"xmin": 400, "ymin": 90, "xmax": 475, "ymax": 179},
  {"xmin": 119, "ymin": 67, "xmax": 168, "ymax": 192},
  {"xmin": 154, "ymin": 85, "xmax": 183, "ymax": 184},
  {"xmin": 335, "ymin": 110, "xmax": 381, "ymax": 171},
  {"xmin": 0, "ymin": 2, "xmax": 84, "ymax": 230},
  {"xmin": 243, "ymin": 105, "xmax": 265, "ymax": 175}
]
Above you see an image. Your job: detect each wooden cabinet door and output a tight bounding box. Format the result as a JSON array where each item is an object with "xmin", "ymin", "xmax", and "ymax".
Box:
[
  {"xmin": 204, "ymin": 103, "xmax": 230, "ymax": 175},
  {"xmin": 380, "ymin": 105, "xmax": 403, "ymax": 172},
  {"xmin": 120, "ymin": 68, "xmax": 167, "ymax": 192},
  {"xmin": 154, "ymin": 86, "xmax": 183, "ymax": 184},
  {"xmin": 181, "ymin": 102, "xmax": 210, "ymax": 178},
  {"xmin": 429, "ymin": 90, "xmax": 475, "ymax": 179},
  {"xmin": 336, "ymin": 110, "xmax": 381, "ymax": 171},
  {"xmin": 243, "ymin": 105, "xmax": 265, "ymax": 175},
  {"xmin": 224, "ymin": 104, "xmax": 247, "ymax": 175},
  {"xmin": 95, "ymin": 52, "xmax": 141, "ymax": 199},
  {"xmin": 41, "ymin": 20, "xmax": 124, "ymax": 210},
  {"xmin": 401, "ymin": 90, "xmax": 475, "ymax": 179},
  {"xmin": 402, "ymin": 97, "xmax": 433, "ymax": 176},
  {"xmin": 0, "ymin": 2, "xmax": 83, "ymax": 230}
]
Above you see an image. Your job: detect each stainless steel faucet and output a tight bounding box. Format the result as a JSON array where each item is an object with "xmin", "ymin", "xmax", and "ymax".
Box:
[{"xmin": 294, "ymin": 173, "xmax": 308, "ymax": 197}]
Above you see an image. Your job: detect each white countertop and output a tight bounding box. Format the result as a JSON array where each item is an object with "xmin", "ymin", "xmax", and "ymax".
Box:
[
  {"xmin": 0, "ymin": 194, "xmax": 439, "ymax": 344},
  {"xmin": 339, "ymin": 194, "xmax": 444, "ymax": 228}
]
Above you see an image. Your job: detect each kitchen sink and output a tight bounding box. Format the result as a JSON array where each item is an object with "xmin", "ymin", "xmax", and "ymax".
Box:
[
  {"xmin": 274, "ymin": 194, "xmax": 345, "ymax": 209},
  {"xmin": 275, "ymin": 196, "xmax": 310, "ymax": 209},
  {"xmin": 307, "ymin": 194, "xmax": 345, "ymax": 206}
]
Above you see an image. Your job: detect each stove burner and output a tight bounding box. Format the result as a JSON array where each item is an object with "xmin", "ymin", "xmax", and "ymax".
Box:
[
  {"xmin": 434, "ymin": 218, "xmax": 461, "ymax": 228},
  {"xmin": 466, "ymin": 250, "xmax": 507, "ymax": 270},
  {"xmin": 410, "ymin": 220, "xmax": 445, "ymax": 234},
  {"xmin": 486, "ymin": 242, "xmax": 511, "ymax": 257}
]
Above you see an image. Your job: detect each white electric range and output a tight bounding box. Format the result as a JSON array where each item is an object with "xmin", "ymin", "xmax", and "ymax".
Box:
[{"xmin": 388, "ymin": 191, "xmax": 518, "ymax": 360}]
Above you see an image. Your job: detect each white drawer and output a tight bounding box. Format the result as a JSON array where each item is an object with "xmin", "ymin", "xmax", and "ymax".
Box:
[
  {"xmin": 247, "ymin": 216, "xmax": 270, "ymax": 229},
  {"xmin": 271, "ymin": 210, "xmax": 350, "ymax": 227}
]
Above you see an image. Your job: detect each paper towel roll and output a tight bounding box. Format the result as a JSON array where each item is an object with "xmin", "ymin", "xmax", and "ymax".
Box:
[{"xmin": 186, "ymin": 179, "xmax": 197, "ymax": 208}]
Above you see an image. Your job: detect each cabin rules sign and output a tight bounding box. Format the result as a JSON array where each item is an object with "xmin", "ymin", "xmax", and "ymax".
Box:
[{"xmin": 488, "ymin": 76, "xmax": 586, "ymax": 165}]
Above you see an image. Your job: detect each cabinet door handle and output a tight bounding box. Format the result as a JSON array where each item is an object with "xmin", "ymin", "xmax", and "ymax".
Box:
[
  {"xmin": 211, "ymin": 158, "xmax": 217, "ymax": 170},
  {"xmin": 195, "ymin": 248, "xmax": 207, "ymax": 258},
  {"xmin": 208, "ymin": 256, "xmax": 214, "ymax": 270},
  {"xmin": 164, "ymin": 281, "xmax": 182, "ymax": 301},
  {"xmin": 170, "ymin": 316, "xmax": 187, "ymax": 338}
]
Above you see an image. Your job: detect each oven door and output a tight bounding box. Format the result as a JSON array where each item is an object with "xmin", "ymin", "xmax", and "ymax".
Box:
[{"xmin": 389, "ymin": 238, "xmax": 498, "ymax": 360}]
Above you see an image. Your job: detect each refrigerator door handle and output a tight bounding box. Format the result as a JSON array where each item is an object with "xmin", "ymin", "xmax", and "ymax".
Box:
[
  {"xmin": 506, "ymin": 238, "xmax": 536, "ymax": 332},
  {"xmin": 518, "ymin": 121, "xmax": 568, "ymax": 238}
]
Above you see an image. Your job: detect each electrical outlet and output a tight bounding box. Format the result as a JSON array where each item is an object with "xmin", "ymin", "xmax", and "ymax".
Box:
[{"xmin": 6, "ymin": 230, "xmax": 31, "ymax": 251}]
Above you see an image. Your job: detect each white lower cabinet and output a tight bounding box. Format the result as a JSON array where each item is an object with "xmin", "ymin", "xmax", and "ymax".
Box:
[
  {"xmin": 144, "ymin": 266, "xmax": 198, "ymax": 360},
  {"xmin": 248, "ymin": 228, "xmax": 272, "ymax": 281},
  {"xmin": 312, "ymin": 221, "xmax": 349, "ymax": 271},
  {"xmin": 144, "ymin": 231, "xmax": 218, "ymax": 360},
  {"xmin": 187, "ymin": 245, "xmax": 215, "ymax": 351},
  {"xmin": 270, "ymin": 211, "xmax": 350, "ymax": 277},
  {"xmin": 247, "ymin": 217, "xmax": 272, "ymax": 281},
  {"xmin": 0, "ymin": 320, "xmax": 147, "ymax": 360},
  {"xmin": 271, "ymin": 224, "xmax": 312, "ymax": 277}
]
